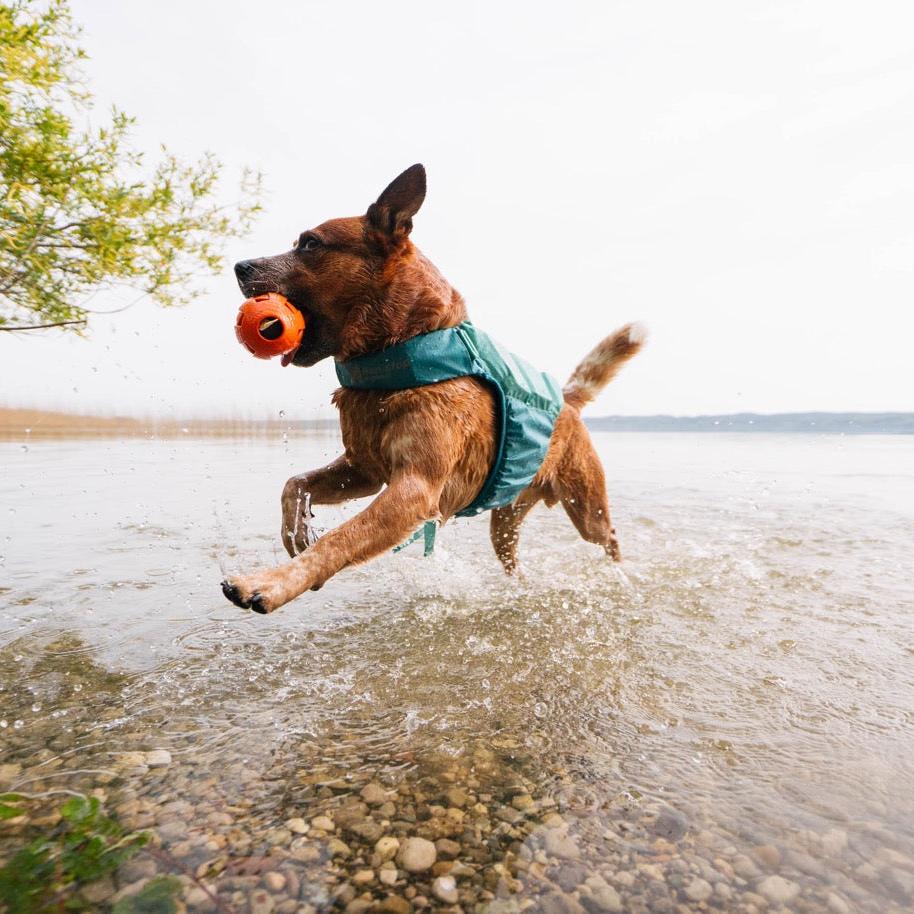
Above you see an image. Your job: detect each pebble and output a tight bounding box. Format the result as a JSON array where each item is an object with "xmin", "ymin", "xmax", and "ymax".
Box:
[
  {"xmin": 753, "ymin": 844, "xmax": 782, "ymax": 867},
  {"xmin": 157, "ymin": 819, "xmax": 187, "ymax": 840},
  {"xmin": 444, "ymin": 787, "xmax": 468, "ymax": 808},
  {"xmin": 311, "ymin": 815, "xmax": 335, "ymax": 832},
  {"xmin": 496, "ymin": 806, "xmax": 523, "ymax": 824},
  {"xmin": 184, "ymin": 886, "xmax": 216, "ymax": 911},
  {"xmin": 511, "ymin": 794, "xmax": 535, "ymax": 812},
  {"xmin": 821, "ymin": 828, "xmax": 848, "ymax": 856},
  {"xmin": 583, "ymin": 876, "xmax": 622, "ymax": 912},
  {"xmin": 684, "ymin": 877, "xmax": 713, "ymax": 903},
  {"xmin": 145, "ymin": 749, "xmax": 172, "ymax": 767},
  {"xmin": 249, "ymin": 889, "xmax": 276, "ymax": 914},
  {"xmin": 112, "ymin": 879, "xmax": 151, "ymax": 903},
  {"xmin": 651, "ymin": 806, "xmax": 689, "ymax": 841},
  {"xmin": 376, "ymin": 895, "xmax": 411, "ymax": 914},
  {"xmin": 263, "ymin": 872, "xmax": 287, "ymax": 893},
  {"xmin": 397, "ymin": 837, "xmax": 437, "ymax": 873},
  {"xmin": 265, "ymin": 827, "xmax": 292, "ymax": 846},
  {"xmin": 732, "ymin": 853, "xmax": 762, "ymax": 879},
  {"xmin": 120, "ymin": 857, "xmax": 158, "ymax": 883},
  {"xmin": 432, "ymin": 875, "xmax": 459, "ymax": 904},
  {"xmin": 348, "ymin": 819, "xmax": 383, "ymax": 843},
  {"xmin": 353, "ymin": 869, "xmax": 374, "ymax": 885},
  {"xmin": 435, "ymin": 838, "xmax": 461, "ymax": 860},
  {"xmin": 375, "ymin": 836, "xmax": 401, "ymax": 862},
  {"xmin": 327, "ymin": 838, "xmax": 352, "ymax": 857},
  {"xmin": 538, "ymin": 891, "xmax": 586, "ymax": 914},
  {"xmin": 286, "ymin": 817, "xmax": 309, "ymax": 834},
  {"xmin": 827, "ymin": 891, "xmax": 851, "ymax": 914},
  {"xmin": 0, "ymin": 763, "xmax": 22, "ymax": 785},
  {"xmin": 379, "ymin": 867, "xmax": 399, "ymax": 886},
  {"xmin": 81, "ymin": 879, "xmax": 115, "ymax": 903},
  {"xmin": 344, "ymin": 902, "xmax": 373, "ymax": 914},
  {"xmin": 543, "ymin": 829, "xmax": 580, "ymax": 860},
  {"xmin": 757, "ymin": 874, "xmax": 800, "ymax": 905},
  {"xmin": 360, "ymin": 782, "xmax": 390, "ymax": 806},
  {"xmin": 637, "ymin": 863, "xmax": 665, "ymax": 882}
]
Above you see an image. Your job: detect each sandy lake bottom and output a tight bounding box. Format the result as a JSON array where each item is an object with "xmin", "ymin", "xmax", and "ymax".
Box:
[{"xmin": 1, "ymin": 431, "xmax": 913, "ymax": 913}]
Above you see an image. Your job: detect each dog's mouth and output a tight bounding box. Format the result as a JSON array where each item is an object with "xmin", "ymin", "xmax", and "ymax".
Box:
[
  {"xmin": 238, "ymin": 276, "xmax": 335, "ymax": 367},
  {"xmin": 280, "ymin": 302, "xmax": 314, "ymax": 366},
  {"xmin": 274, "ymin": 297, "xmax": 335, "ymax": 367}
]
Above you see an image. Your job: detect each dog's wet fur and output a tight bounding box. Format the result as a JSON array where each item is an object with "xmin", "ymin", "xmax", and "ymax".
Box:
[{"xmin": 223, "ymin": 164, "xmax": 645, "ymax": 613}]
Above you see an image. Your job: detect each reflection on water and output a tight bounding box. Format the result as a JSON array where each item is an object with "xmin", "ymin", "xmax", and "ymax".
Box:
[{"xmin": 2, "ymin": 432, "xmax": 914, "ymax": 912}]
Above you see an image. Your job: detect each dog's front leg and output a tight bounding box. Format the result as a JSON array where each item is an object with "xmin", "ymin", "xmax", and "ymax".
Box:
[
  {"xmin": 222, "ymin": 472, "xmax": 442, "ymax": 614},
  {"xmin": 281, "ymin": 456, "xmax": 382, "ymax": 557}
]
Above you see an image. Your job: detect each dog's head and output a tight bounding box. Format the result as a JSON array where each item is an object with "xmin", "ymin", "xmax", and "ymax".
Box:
[{"xmin": 234, "ymin": 163, "xmax": 457, "ymax": 366}]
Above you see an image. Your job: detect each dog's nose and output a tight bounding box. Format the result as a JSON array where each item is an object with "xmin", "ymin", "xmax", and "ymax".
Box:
[{"xmin": 234, "ymin": 260, "xmax": 255, "ymax": 281}]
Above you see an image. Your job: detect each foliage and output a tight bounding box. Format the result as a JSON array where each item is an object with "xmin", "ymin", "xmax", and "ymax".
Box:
[
  {"xmin": 112, "ymin": 876, "xmax": 182, "ymax": 914},
  {"xmin": 0, "ymin": 0, "xmax": 262, "ymax": 330},
  {"xmin": 0, "ymin": 793, "xmax": 180, "ymax": 913}
]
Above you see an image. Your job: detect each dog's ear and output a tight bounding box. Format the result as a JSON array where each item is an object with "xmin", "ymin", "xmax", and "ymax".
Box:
[{"xmin": 367, "ymin": 164, "xmax": 426, "ymax": 238}]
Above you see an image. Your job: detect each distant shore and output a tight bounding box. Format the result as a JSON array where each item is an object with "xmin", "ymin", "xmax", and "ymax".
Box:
[
  {"xmin": 0, "ymin": 407, "xmax": 338, "ymax": 439},
  {"xmin": 1, "ymin": 407, "xmax": 912, "ymax": 438},
  {"xmin": 587, "ymin": 412, "xmax": 914, "ymax": 434}
]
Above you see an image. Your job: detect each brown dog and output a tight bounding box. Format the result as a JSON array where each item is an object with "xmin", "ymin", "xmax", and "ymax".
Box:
[{"xmin": 222, "ymin": 164, "xmax": 644, "ymax": 614}]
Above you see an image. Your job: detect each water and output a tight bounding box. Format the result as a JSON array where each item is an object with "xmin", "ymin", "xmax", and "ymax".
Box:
[{"xmin": 2, "ymin": 431, "xmax": 913, "ymax": 912}]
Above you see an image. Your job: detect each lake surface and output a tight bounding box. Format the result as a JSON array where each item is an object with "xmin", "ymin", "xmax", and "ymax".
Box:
[{"xmin": 2, "ymin": 431, "xmax": 913, "ymax": 913}]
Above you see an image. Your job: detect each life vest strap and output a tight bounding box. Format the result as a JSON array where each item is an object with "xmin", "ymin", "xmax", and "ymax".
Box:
[{"xmin": 393, "ymin": 520, "xmax": 438, "ymax": 556}]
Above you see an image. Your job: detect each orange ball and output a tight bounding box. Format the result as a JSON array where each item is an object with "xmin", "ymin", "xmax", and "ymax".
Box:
[{"xmin": 235, "ymin": 293, "xmax": 305, "ymax": 360}]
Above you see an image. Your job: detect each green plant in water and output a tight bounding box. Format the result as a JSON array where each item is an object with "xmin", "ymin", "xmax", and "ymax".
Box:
[{"xmin": 0, "ymin": 793, "xmax": 180, "ymax": 913}]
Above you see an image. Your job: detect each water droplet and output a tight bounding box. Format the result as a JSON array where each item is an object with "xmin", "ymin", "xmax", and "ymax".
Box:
[
  {"xmin": 0, "ymin": 720, "xmax": 7, "ymax": 728},
  {"xmin": 31, "ymin": 704, "xmax": 41, "ymax": 713},
  {"xmin": 533, "ymin": 702, "xmax": 547, "ymax": 718},
  {"xmin": 13, "ymin": 720, "xmax": 23, "ymax": 729},
  {"xmin": 279, "ymin": 410, "xmax": 286, "ymax": 418},
  {"xmin": 73, "ymin": 683, "xmax": 82, "ymax": 692}
]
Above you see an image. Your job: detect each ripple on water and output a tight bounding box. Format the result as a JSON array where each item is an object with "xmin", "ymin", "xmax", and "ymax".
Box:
[{"xmin": 2, "ymin": 433, "xmax": 914, "ymax": 911}]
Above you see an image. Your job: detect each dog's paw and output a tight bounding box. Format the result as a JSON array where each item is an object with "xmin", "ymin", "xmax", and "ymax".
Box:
[{"xmin": 221, "ymin": 576, "xmax": 281, "ymax": 614}]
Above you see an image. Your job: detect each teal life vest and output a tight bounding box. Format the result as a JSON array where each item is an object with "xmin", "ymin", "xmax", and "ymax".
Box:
[{"xmin": 334, "ymin": 322, "xmax": 564, "ymax": 525}]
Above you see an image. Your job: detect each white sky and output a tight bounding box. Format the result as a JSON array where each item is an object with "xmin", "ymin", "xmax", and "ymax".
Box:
[{"xmin": 2, "ymin": 0, "xmax": 913, "ymax": 419}]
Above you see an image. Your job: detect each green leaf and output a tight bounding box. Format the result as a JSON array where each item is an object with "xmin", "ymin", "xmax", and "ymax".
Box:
[
  {"xmin": 112, "ymin": 876, "xmax": 182, "ymax": 914},
  {"xmin": 60, "ymin": 794, "xmax": 99, "ymax": 824}
]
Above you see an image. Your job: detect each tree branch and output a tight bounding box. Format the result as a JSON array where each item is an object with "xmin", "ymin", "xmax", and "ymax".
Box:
[{"xmin": 0, "ymin": 319, "xmax": 87, "ymax": 331}]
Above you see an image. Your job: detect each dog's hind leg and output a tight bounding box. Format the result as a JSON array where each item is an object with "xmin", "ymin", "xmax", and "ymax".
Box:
[
  {"xmin": 490, "ymin": 490, "xmax": 542, "ymax": 574},
  {"xmin": 281, "ymin": 456, "xmax": 381, "ymax": 557},
  {"xmin": 555, "ymin": 429, "xmax": 621, "ymax": 562}
]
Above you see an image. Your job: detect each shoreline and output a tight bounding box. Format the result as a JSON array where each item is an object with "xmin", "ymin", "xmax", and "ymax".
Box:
[{"xmin": 2, "ymin": 407, "xmax": 913, "ymax": 439}]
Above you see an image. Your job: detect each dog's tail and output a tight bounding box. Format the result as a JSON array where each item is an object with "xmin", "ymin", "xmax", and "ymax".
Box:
[{"xmin": 563, "ymin": 322, "xmax": 647, "ymax": 411}]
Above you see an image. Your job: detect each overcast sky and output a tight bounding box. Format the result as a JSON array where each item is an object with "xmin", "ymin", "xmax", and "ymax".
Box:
[{"xmin": 2, "ymin": 0, "xmax": 913, "ymax": 419}]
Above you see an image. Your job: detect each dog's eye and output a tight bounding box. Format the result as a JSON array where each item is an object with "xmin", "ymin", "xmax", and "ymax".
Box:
[{"xmin": 298, "ymin": 235, "xmax": 322, "ymax": 253}]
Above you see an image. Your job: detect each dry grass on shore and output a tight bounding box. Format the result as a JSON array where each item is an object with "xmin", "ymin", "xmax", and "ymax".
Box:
[{"xmin": 0, "ymin": 407, "xmax": 337, "ymax": 439}]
